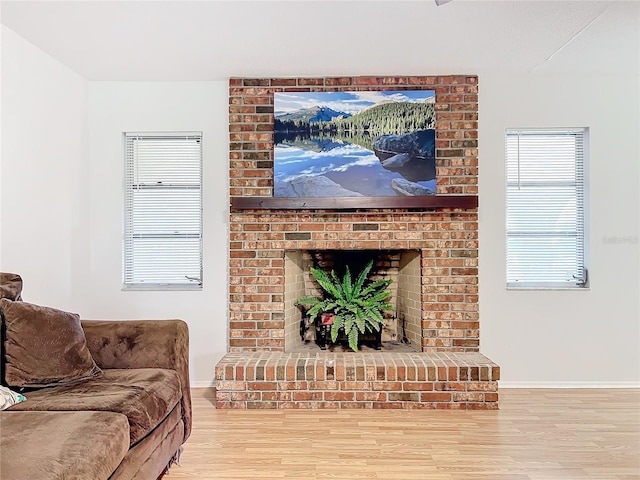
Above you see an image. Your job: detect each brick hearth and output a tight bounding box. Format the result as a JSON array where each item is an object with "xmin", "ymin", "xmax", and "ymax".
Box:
[
  {"xmin": 217, "ymin": 75, "xmax": 499, "ymax": 409},
  {"xmin": 215, "ymin": 352, "xmax": 499, "ymax": 409}
]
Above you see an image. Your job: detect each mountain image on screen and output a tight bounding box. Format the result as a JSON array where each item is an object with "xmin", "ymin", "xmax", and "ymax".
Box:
[{"xmin": 275, "ymin": 106, "xmax": 351, "ymax": 124}]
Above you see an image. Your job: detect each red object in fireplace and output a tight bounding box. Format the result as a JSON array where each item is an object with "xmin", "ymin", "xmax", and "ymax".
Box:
[{"xmin": 321, "ymin": 313, "xmax": 335, "ymax": 325}]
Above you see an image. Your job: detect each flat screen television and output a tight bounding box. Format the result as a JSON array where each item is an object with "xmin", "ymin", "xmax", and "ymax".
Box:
[{"xmin": 273, "ymin": 89, "xmax": 436, "ymax": 198}]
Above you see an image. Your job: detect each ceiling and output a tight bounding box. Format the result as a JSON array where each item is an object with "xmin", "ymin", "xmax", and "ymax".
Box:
[{"xmin": 1, "ymin": 0, "xmax": 639, "ymax": 81}]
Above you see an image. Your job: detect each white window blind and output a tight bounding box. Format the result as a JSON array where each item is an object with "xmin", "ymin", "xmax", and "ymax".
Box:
[
  {"xmin": 124, "ymin": 132, "xmax": 203, "ymax": 289},
  {"xmin": 505, "ymin": 128, "xmax": 587, "ymax": 288}
]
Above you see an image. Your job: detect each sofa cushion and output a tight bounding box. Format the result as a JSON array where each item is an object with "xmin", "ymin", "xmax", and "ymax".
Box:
[
  {"xmin": 0, "ymin": 299, "xmax": 102, "ymax": 388},
  {"xmin": 0, "ymin": 272, "xmax": 23, "ymax": 300},
  {"xmin": 0, "ymin": 410, "xmax": 130, "ymax": 480},
  {"xmin": 8, "ymin": 368, "xmax": 182, "ymax": 445},
  {"xmin": 109, "ymin": 403, "xmax": 183, "ymax": 480}
]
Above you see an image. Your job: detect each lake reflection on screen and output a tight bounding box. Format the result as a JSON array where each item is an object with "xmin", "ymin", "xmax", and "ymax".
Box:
[{"xmin": 274, "ymin": 134, "xmax": 436, "ymax": 198}]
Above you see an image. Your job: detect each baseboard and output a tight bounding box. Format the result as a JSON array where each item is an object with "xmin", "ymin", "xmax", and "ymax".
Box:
[
  {"xmin": 190, "ymin": 380, "xmax": 215, "ymax": 388},
  {"xmin": 499, "ymin": 381, "xmax": 640, "ymax": 389}
]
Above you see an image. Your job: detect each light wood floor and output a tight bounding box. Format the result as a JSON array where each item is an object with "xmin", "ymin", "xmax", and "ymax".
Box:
[{"xmin": 164, "ymin": 389, "xmax": 640, "ymax": 480}]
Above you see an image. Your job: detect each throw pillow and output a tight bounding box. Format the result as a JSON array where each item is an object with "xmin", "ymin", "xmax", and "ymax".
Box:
[
  {"xmin": 0, "ymin": 273, "xmax": 23, "ymax": 301},
  {"xmin": 0, "ymin": 385, "xmax": 26, "ymax": 410},
  {"xmin": 0, "ymin": 299, "xmax": 102, "ymax": 388}
]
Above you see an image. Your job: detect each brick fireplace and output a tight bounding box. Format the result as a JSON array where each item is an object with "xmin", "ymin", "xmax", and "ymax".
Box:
[
  {"xmin": 284, "ymin": 249, "xmax": 422, "ymax": 351},
  {"xmin": 215, "ymin": 75, "xmax": 500, "ymax": 409}
]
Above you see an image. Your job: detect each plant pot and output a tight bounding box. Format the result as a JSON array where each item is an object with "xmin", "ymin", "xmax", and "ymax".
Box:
[
  {"xmin": 315, "ymin": 322, "xmax": 331, "ymax": 350},
  {"xmin": 358, "ymin": 328, "xmax": 383, "ymax": 350},
  {"xmin": 331, "ymin": 325, "xmax": 383, "ymax": 351}
]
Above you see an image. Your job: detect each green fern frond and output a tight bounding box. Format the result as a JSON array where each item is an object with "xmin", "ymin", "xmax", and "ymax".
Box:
[
  {"xmin": 331, "ymin": 315, "xmax": 345, "ymax": 342},
  {"xmin": 365, "ymin": 315, "xmax": 383, "ymax": 331},
  {"xmin": 310, "ymin": 267, "xmax": 343, "ymax": 300},
  {"xmin": 369, "ymin": 290, "xmax": 392, "ymax": 304},
  {"xmin": 342, "ymin": 265, "xmax": 353, "ymax": 301},
  {"xmin": 360, "ymin": 278, "xmax": 392, "ymax": 298},
  {"xmin": 330, "ymin": 270, "xmax": 347, "ymax": 299},
  {"xmin": 353, "ymin": 260, "xmax": 373, "ymax": 294},
  {"xmin": 365, "ymin": 307, "xmax": 385, "ymax": 324},
  {"xmin": 305, "ymin": 303, "xmax": 326, "ymax": 321},
  {"xmin": 295, "ymin": 296, "xmax": 322, "ymax": 307},
  {"xmin": 348, "ymin": 328, "xmax": 359, "ymax": 352}
]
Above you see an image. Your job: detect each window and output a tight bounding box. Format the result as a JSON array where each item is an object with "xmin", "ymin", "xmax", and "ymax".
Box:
[
  {"xmin": 124, "ymin": 132, "xmax": 203, "ymax": 289},
  {"xmin": 505, "ymin": 128, "xmax": 587, "ymax": 288}
]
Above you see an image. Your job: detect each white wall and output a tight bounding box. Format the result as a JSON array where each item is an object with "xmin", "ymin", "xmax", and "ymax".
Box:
[
  {"xmin": 1, "ymin": 26, "xmax": 90, "ymax": 309},
  {"xmin": 87, "ymin": 82, "xmax": 229, "ymax": 386},
  {"xmin": 1, "ymin": 28, "xmax": 229, "ymax": 385},
  {"xmin": 479, "ymin": 72, "xmax": 640, "ymax": 387},
  {"xmin": 2, "ymin": 25, "xmax": 638, "ymax": 387}
]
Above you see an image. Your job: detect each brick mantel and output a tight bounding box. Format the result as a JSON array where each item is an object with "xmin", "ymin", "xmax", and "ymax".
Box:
[{"xmin": 230, "ymin": 195, "xmax": 478, "ymax": 210}]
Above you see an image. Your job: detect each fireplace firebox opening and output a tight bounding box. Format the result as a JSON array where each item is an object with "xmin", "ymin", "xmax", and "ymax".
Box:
[{"xmin": 284, "ymin": 249, "xmax": 422, "ymax": 353}]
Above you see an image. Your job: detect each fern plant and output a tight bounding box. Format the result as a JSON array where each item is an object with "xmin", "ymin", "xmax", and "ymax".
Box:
[{"xmin": 296, "ymin": 259, "xmax": 393, "ymax": 352}]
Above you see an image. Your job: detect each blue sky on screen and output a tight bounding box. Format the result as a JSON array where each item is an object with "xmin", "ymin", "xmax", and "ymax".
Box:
[{"xmin": 274, "ymin": 90, "xmax": 435, "ymax": 115}]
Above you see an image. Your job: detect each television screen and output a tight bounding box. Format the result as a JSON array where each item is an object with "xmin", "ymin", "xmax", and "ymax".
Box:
[{"xmin": 273, "ymin": 90, "xmax": 436, "ymax": 198}]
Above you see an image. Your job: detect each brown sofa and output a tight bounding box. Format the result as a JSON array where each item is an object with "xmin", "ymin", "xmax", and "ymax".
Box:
[{"xmin": 0, "ymin": 273, "xmax": 192, "ymax": 480}]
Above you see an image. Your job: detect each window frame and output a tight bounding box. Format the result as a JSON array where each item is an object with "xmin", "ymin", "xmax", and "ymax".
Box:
[
  {"xmin": 505, "ymin": 127, "xmax": 589, "ymax": 290},
  {"xmin": 123, "ymin": 131, "xmax": 203, "ymax": 291}
]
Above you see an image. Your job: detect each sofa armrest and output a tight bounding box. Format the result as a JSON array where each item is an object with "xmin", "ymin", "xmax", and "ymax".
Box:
[{"xmin": 81, "ymin": 319, "xmax": 192, "ymax": 442}]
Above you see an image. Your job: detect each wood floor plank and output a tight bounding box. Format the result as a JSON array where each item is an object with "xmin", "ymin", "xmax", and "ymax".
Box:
[{"xmin": 164, "ymin": 389, "xmax": 640, "ymax": 480}]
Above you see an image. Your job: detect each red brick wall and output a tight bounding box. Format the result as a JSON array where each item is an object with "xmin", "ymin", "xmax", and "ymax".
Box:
[{"xmin": 229, "ymin": 76, "xmax": 479, "ymax": 353}]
